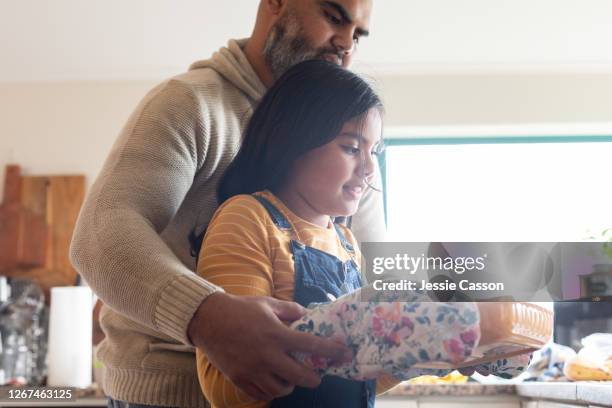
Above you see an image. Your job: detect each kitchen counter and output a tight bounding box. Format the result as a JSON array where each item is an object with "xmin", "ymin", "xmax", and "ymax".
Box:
[
  {"xmin": 516, "ymin": 382, "xmax": 612, "ymax": 407},
  {"xmin": 379, "ymin": 383, "xmax": 521, "ymax": 408},
  {"xmin": 385, "ymin": 383, "xmax": 516, "ymax": 397},
  {"xmin": 379, "ymin": 382, "xmax": 612, "ymax": 407}
]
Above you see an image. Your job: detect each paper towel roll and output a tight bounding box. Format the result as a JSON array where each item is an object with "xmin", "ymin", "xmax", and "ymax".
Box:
[{"xmin": 47, "ymin": 286, "xmax": 93, "ymax": 387}]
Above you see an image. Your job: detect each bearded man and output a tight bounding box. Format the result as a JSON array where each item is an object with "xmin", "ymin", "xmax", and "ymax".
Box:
[{"xmin": 70, "ymin": 1, "xmax": 384, "ymax": 407}]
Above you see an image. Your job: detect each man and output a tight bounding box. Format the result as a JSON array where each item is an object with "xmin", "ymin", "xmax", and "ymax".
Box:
[{"xmin": 70, "ymin": 1, "xmax": 383, "ymax": 407}]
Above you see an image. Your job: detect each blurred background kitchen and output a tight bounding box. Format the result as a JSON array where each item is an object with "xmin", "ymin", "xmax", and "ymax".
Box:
[{"xmin": 0, "ymin": 0, "xmax": 611, "ymax": 406}]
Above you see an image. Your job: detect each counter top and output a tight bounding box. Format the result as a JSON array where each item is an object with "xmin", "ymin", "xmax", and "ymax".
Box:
[
  {"xmin": 385, "ymin": 383, "xmax": 516, "ymax": 397},
  {"xmin": 384, "ymin": 382, "xmax": 612, "ymax": 406},
  {"xmin": 516, "ymin": 382, "xmax": 612, "ymax": 406}
]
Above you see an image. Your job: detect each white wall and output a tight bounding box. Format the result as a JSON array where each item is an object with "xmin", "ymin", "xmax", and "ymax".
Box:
[
  {"xmin": 2, "ymin": 0, "xmax": 612, "ymax": 81},
  {"xmin": 2, "ymin": 1, "xmax": 612, "ymax": 198},
  {"xmin": 375, "ymin": 72, "xmax": 612, "ymax": 126},
  {"xmin": 0, "ymin": 81, "xmax": 155, "ymax": 197},
  {"xmin": 2, "ymin": 71, "xmax": 612, "ymax": 200}
]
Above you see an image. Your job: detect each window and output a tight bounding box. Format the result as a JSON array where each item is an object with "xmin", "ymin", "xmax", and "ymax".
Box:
[{"xmin": 383, "ymin": 132, "xmax": 612, "ymax": 242}]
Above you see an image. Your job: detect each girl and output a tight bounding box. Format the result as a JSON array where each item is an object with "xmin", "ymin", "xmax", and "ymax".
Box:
[{"xmin": 194, "ymin": 60, "xmax": 528, "ymax": 408}]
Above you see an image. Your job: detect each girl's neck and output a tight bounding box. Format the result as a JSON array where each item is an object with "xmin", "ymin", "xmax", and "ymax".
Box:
[{"xmin": 274, "ymin": 189, "xmax": 331, "ymax": 228}]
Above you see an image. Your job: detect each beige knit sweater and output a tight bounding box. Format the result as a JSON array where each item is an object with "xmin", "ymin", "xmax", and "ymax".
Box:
[{"xmin": 70, "ymin": 39, "xmax": 386, "ymax": 408}]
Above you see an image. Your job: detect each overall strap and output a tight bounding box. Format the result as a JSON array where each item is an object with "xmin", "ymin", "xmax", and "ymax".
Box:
[
  {"xmin": 333, "ymin": 223, "xmax": 356, "ymax": 254},
  {"xmin": 252, "ymin": 194, "xmax": 293, "ymax": 231}
]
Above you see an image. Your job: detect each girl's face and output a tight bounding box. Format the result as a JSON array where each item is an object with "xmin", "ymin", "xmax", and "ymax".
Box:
[{"xmin": 278, "ymin": 108, "xmax": 383, "ymax": 227}]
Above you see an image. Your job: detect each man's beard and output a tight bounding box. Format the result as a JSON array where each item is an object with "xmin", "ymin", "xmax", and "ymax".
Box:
[{"xmin": 263, "ymin": 11, "xmax": 343, "ymax": 80}]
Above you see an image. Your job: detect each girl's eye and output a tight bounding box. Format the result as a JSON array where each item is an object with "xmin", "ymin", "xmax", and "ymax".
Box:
[{"xmin": 342, "ymin": 146, "xmax": 360, "ymax": 155}]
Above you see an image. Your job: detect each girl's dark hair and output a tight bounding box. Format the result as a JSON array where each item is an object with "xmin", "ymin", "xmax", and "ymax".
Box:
[
  {"xmin": 218, "ymin": 59, "xmax": 383, "ymax": 203},
  {"xmin": 189, "ymin": 59, "xmax": 383, "ymax": 258}
]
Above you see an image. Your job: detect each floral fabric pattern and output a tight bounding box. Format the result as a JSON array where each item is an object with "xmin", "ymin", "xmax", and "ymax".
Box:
[{"xmin": 290, "ymin": 286, "xmax": 531, "ymax": 381}]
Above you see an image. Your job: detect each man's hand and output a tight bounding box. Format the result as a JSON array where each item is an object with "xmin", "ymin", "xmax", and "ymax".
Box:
[{"xmin": 188, "ymin": 292, "xmax": 350, "ymax": 401}]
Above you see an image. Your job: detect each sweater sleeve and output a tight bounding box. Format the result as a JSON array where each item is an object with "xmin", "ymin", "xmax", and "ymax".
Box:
[
  {"xmin": 69, "ymin": 79, "xmax": 222, "ymax": 346},
  {"xmin": 195, "ymin": 196, "xmax": 274, "ymax": 408}
]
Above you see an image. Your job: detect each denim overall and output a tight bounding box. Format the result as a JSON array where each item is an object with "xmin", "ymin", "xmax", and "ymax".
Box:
[{"xmin": 253, "ymin": 195, "xmax": 376, "ymax": 408}]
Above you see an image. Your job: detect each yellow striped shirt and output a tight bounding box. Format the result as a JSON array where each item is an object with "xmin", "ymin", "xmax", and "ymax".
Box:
[{"xmin": 196, "ymin": 191, "xmax": 398, "ymax": 407}]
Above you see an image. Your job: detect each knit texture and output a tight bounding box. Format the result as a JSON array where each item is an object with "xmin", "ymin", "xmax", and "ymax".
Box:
[{"xmin": 70, "ymin": 39, "xmax": 386, "ymax": 407}]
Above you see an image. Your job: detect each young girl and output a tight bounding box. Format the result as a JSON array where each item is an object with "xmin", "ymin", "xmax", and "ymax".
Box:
[{"xmin": 194, "ymin": 60, "xmax": 529, "ymax": 408}]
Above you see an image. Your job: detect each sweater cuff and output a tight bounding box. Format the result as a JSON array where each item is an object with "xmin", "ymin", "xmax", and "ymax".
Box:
[{"xmin": 154, "ymin": 273, "xmax": 224, "ymax": 346}]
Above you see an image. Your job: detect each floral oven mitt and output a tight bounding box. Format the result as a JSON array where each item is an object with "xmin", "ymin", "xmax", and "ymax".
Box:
[{"xmin": 290, "ymin": 288, "xmax": 532, "ymax": 381}]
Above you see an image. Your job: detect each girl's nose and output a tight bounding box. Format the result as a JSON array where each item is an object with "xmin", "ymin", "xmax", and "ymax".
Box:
[{"xmin": 359, "ymin": 152, "xmax": 376, "ymax": 182}]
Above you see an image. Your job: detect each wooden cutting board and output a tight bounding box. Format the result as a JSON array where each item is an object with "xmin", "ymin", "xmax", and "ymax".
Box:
[
  {"xmin": 0, "ymin": 165, "xmax": 48, "ymax": 271},
  {"xmin": 0, "ymin": 165, "xmax": 85, "ymax": 297}
]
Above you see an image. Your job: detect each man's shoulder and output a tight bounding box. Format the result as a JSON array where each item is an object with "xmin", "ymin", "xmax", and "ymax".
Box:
[
  {"xmin": 170, "ymin": 67, "xmax": 223, "ymax": 88},
  {"xmin": 136, "ymin": 67, "xmax": 251, "ymax": 127},
  {"xmin": 164, "ymin": 67, "xmax": 242, "ymax": 101}
]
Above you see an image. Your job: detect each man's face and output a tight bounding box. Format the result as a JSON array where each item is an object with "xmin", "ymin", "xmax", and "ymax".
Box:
[{"xmin": 263, "ymin": 0, "xmax": 372, "ymax": 79}]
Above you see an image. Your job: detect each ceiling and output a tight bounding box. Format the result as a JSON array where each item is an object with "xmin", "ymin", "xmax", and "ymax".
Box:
[{"xmin": 2, "ymin": 0, "xmax": 612, "ymax": 81}]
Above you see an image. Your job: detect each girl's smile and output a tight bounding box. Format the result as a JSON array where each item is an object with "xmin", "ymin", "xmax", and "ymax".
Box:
[{"xmin": 342, "ymin": 184, "xmax": 365, "ymax": 201}]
